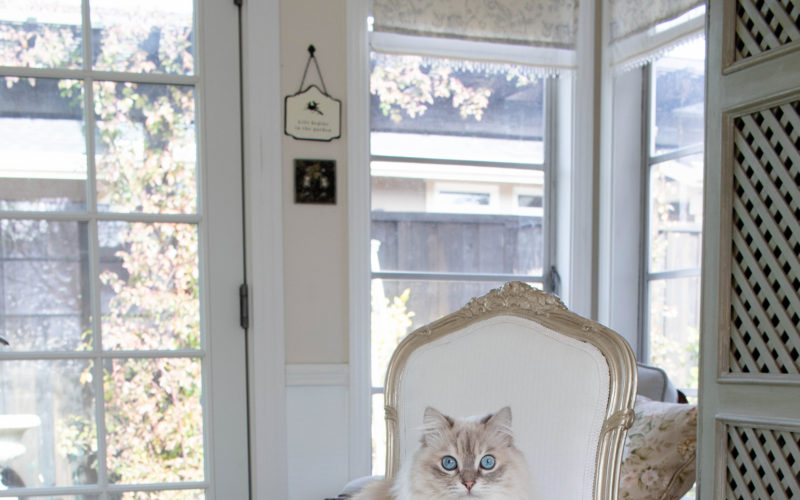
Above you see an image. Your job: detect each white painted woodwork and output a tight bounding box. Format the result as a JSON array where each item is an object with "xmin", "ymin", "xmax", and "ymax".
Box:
[{"xmin": 699, "ymin": 1, "xmax": 800, "ymax": 498}]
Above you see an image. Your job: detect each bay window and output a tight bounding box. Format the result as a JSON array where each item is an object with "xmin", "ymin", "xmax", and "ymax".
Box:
[{"xmin": 368, "ymin": 52, "xmax": 556, "ymax": 474}]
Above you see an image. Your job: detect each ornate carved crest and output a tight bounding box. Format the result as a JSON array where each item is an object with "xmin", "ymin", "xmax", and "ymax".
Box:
[{"xmin": 459, "ymin": 281, "xmax": 566, "ymax": 318}]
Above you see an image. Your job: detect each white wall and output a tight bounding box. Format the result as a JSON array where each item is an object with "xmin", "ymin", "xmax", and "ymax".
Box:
[
  {"xmin": 280, "ymin": 0, "xmax": 350, "ymax": 365},
  {"xmin": 286, "ymin": 365, "xmax": 350, "ymax": 500}
]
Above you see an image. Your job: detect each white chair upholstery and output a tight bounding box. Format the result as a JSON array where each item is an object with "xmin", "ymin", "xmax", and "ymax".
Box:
[{"xmin": 382, "ymin": 282, "xmax": 637, "ymax": 500}]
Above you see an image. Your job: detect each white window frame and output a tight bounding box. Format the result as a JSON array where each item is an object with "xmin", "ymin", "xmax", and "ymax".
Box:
[
  {"xmin": 639, "ymin": 58, "xmax": 704, "ymax": 390},
  {"xmin": 347, "ymin": 0, "xmax": 595, "ymax": 481},
  {"xmin": 348, "ymin": 9, "xmax": 561, "ymax": 477}
]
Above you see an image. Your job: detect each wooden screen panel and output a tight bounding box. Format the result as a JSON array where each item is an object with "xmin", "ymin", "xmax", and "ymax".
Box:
[
  {"xmin": 735, "ymin": 0, "xmax": 800, "ymax": 62},
  {"xmin": 726, "ymin": 424, "xmax": 800, "ymax": 498},
  {"xmin": 730, "ymin": 99, "xmax": 800, "ymax": 375}
]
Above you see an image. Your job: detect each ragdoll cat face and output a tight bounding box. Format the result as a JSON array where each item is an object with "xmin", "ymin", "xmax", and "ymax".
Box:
[{"xmin": 405, "ymin": 406, "xmax": 531, "ymax": 499}]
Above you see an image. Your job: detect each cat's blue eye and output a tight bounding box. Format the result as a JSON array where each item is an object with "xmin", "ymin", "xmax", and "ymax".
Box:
[
  {"xmin": 480, "ymin": 454, "xmax": 496, "ymax": 470},
  {"xmin": 441, "ymin": 456, "xmax": 458, "ymax": 471}
]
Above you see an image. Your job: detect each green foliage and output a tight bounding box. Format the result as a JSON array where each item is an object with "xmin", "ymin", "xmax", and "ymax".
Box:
[
  {"xmin": 371, "ymin": 55, "xmax": 506, "ymax": 123},
  {"xmin": 371, "ymin": 286, "xmax": 415, "ymax": 386}
]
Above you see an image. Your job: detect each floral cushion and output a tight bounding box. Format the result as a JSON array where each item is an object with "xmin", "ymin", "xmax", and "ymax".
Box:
[{"xmin": 619, "ymin": 396, "xmax": 697, "ymax": 500}]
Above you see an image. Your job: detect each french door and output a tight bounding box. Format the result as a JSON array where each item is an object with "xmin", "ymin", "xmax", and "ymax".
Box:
[{"xmin": 0, "ymin": 0, "xmax": 249, "ymax": 498}]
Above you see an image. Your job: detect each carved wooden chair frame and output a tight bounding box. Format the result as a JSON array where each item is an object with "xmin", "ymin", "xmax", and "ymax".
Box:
[{"xmin": 382, "ymin": 281, "xmax": 638, "ymax": 499}]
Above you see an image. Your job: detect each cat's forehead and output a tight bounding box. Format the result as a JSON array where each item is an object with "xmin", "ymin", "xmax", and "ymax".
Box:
[{"xmin": 448, "ymin": 421, "xmax": 501, "ymax": 449}]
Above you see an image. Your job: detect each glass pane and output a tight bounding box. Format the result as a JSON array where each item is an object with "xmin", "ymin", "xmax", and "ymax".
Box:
[
  {"xmin": 372, "ymin": 279, "xmax": 541, "ymax": 344},
  {"xmin": 652, "ymin": 37, "xmax": 705, "ymax": 155},
  {"xmin": 371, "ymin": 392, "xmax": 385, "ymax": 477},
  {"xmin": 0, "ymin": 0, "xmax": 82, "ymax": 69},
  {"xmin": 105, "ymin": 357, "xmax": 203, "ymax": 484},
  {"xmin": 98, "ymin": 222, "xmax": 199, "ymax": 351},
  {"xmin": 648, "ymin": 155, "xmax": 703, "ymax": 273},
  {"xmin": 91, "ymin": 0, "xmax": 194, "ymax": 75},
  {"xmin": 0, "ymin": 219, "xmax": 91, "ymax": 351},
  {"xmin": 26, "ymin": 496, "xmax": 99, "ymax": 500},
  {"xmin": 648, "ymin": 277, "xmax": 700, "ymax": 392},
  {"xmin": 0, "ymin": 77, "xmax": 86, "ymax": 211},
  {"xmin": 0, "ymin": 359, "xmax": 97, "ymax": 488},
  {"xmin": 94, "ymin": 82, "xmax": 197, "ymax": 214},
  {"xmin": 372, "ymin": 193, "xmax": 544, "ymax": 275},
  {"xmin": 120, "ymin": 491, "xmax": 204, "ymax": 499},
  {"xmin": 370, "ymin": 53, "xmax": 544, "ymax": 164}
]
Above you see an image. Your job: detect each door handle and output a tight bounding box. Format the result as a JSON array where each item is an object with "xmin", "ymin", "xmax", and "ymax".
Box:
[{"xmin": 0, "ymin": 335, "xmax": 8, "ymax": 346}]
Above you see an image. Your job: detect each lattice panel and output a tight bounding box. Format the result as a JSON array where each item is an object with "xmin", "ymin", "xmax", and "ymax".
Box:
[
  {"xmin": 735, "ymin": 0, "xmax": 800, "ymax": 62},
  {"xmin": 730, "ymin": 100, "xmax": 800, "ymax": 375},
  {"xmin": 726, "ymin": 424, "xmax": 800, "ymax": 498}
]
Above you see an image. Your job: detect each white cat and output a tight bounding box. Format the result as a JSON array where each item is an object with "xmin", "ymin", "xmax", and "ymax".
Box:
[{"xmin": 353, "ymin": 406, "xmax": 534, "ymax": 500}]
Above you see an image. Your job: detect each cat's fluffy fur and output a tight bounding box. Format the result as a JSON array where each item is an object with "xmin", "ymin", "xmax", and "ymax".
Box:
[{"xmin": 352, "ymin": 406, "xmax": 533, "ymax": 500}]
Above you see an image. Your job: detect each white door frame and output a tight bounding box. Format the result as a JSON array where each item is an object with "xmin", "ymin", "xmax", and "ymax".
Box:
[{"xmin": 240, "ymin": 0, "xmax": 288, "ymax": 498}]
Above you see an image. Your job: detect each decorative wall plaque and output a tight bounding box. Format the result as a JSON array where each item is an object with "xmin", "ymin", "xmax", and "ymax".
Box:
[
  {"xmin": 294, "ymin": 159, "xmax": 336, "ymax": 204},
  {"xmin": 284, "ymin": 45, "xmax": 342, "ymax": 142}
]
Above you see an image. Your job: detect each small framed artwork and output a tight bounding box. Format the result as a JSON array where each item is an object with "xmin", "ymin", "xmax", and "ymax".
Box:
[{"xmin": 294, "ymin": 159, "xmax": 336, "ymax": 204}]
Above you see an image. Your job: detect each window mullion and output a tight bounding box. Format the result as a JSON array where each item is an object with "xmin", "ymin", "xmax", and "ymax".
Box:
[
  {"xmin": 371, "ymin": 155, "xmax": 545, "ymax": 171},
  {"xmin": 639, "ymin": 62, "xmax": 654, "ymax": 363}
]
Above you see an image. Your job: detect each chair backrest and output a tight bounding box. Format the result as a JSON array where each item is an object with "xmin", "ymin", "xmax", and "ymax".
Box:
[{"xmin": 383, "ymin": 282, "xmax": 637, "ymax": 500}]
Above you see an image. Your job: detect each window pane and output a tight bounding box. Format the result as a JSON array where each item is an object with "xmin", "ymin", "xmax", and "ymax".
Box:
[
  {"xmin": 105, "ymin": 357, "xmax": 203, "ymax": 484},
  {"xmin": 91, "ymin": 0, "xmax": 194, "ymax": 75},
  {"xmin": 26, "ymin": 497, "xmax": 99, "ymax": 500},
  {"xmin": 370, "ymin": 53, "xmax": 544, "ymax": 164},
  {"xmin": 99, "ymin": 222, "xmax": 199, "ymax": 351},
  {"xmin": 648, "ymin": 155, "xmax": 703, "ymax": 273},
  {"xmin": 0, "ymin": 1, "xmax": 82, "ymax": 69},
  {"xmin": 0, "ymin": 359, "xmax": 97, "ymax": 488},
  {"xmin": 648, "ymin": 277, "xmax": 700, "ymax": 391},
  {"xmin": 371, "ymin": 280, "xmax": 509, "ymax": 385},
  {"xmin": 652, "ymin": 37, "xmax": 705, "ymax": 155},
  {"xmin": 372, "ymin": 205, "xmax": 544, "ymax": 276},
  {"xmin": 94, "ymin": 82, "xmax": 197, "ymax": 214},
  {"xmin": 0, "ymin": 219, "xmax": 91, "ymax": 351},
  {"xmin": 0, "ymin": 77, "xmax": 86, "ymax": 211},
  {"xmin": 372, "ymin": 279, "xmax": 541, "ymax": 342},
  {"xmin": 120, "ymin": 491, "xmax": 204, "ymax": 499}
]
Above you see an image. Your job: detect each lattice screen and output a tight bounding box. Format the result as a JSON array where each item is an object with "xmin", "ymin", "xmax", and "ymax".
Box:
[
  {"xmin": 726, "ymin": 424, "xmax": 800, "ymax": 498},
  {"xmin": 734, "ymin": 0, "xmax": 800, "ymax": 62},
  {"xmin": 730, "ymin": 99, "xmax": 800, "ymax": 374}
]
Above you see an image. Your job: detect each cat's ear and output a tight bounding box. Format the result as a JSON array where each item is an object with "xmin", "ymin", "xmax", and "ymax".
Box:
[
  {"xmin": 482, "ymin": 406, "xmax": 513, "ymax": 445},
  {"xmin": 422, "ymin": 407, "xmax": 454, "ymax": 446}
]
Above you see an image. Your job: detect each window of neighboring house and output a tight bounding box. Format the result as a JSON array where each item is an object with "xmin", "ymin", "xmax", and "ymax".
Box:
[
  {"xmin": 642, "ymin": 36, "xmax": 705, "ymax": 401},
  {"xmin": 369, "ymin": 51, "xmax": 554, "ymax": 474}
]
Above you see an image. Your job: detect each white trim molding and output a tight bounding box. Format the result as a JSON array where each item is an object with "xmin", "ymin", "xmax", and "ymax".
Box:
[
  {"xmin": 287, "ymin": 364, "xmax": 349, "ymax": 387},
  {"xmin": 241, "ymin": 0, "xmax": 287, "ymax": 498},
  {"xmin": 347, "ymin": 0, "xmax": 374, "ymax": 483}
]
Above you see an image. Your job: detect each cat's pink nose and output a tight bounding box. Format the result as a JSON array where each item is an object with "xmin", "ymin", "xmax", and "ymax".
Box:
[{"xmin": 463, "ymin": 480, "xmax": 475, "ymax": 492}]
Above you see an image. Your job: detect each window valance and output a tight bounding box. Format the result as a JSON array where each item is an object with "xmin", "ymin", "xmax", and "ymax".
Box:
[
  {"xmin": 608, "ymin": 0, "xmax": 706, "ymax": 71},
  {"xmin": 610, "ymin": 0, "xmax": 703, "ymax": 42},
  {"xmin": 370, "ymin": 0, "xmax": 579, "ymax": 73},
  {"xmin": 372, "ymin": 0, "xmax": 579, "ymax": 48}
]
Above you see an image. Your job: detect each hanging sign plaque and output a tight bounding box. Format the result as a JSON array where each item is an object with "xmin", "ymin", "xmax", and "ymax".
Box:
[{"xmin": 284, "ymin": 45, "xmax": 342, "ymax": 142}]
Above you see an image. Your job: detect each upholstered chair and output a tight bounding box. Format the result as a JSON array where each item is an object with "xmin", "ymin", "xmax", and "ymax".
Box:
[{"xmin": 379, "ymin": 282, "xmax": 638, "ymax": 499}]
